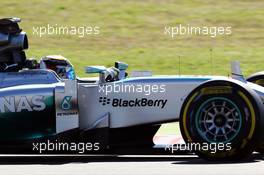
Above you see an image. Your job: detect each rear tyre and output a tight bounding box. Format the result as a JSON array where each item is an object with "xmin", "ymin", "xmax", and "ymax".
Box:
[{"xmin": 180, "ymin": 80, "xmax": 263, "ymax": 161}]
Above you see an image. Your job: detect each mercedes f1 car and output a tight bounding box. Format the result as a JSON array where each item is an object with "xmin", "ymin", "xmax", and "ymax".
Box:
[{"xmin": 0, "ymin": 18, "xmax": 264, "ymax": 161}]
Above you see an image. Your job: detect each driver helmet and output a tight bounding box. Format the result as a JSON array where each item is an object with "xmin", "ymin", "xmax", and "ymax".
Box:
[{"xmin": 39, "ymin": 55, "xmax": 76, "ymax": 80}]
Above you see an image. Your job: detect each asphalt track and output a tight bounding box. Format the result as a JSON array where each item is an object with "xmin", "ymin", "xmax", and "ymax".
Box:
[{"xmin": 0, "ymin": 153, "xmax": 263, "ymax": 175}]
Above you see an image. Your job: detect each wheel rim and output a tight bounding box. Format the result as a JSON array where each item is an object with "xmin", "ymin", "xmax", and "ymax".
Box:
[{"xmin": 195, "ymin": 97, "xmax": 242, "ymax": 143}]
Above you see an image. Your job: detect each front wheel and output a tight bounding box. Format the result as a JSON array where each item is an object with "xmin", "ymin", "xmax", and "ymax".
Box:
[{"xmin": 180, "ymin": 80, "xmax": 263, "ymax": 161}]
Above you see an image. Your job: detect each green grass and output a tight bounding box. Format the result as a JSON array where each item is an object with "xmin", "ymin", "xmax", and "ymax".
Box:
[
  {"xmin": 1, "ymin": 0, "xmax": 264, "ymax": 77},
  {"xmin": 1, "ymin": 0, "xmax": 264, "ymax": 134}
]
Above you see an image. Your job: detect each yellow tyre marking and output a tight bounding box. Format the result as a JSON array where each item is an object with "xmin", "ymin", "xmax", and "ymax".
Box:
[{"xmin": 201, "ymin": 86, "xmax": 232, "ymax": 95}]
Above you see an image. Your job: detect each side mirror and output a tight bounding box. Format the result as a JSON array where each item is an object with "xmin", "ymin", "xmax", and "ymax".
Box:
[
  {"xmin": 85, "ymin": 66, "xmax": 107, "ymax": 83},
  {"xmin": 85, "ymin": 66, "xmax": 106, "ymax": 74},
  {"xmin": 115, "ymin": 61, "xmax": 128, "ymax": 80},
  {"xmin": 115, "ymin": 61, "xmax": 128, "ymax": 70}
]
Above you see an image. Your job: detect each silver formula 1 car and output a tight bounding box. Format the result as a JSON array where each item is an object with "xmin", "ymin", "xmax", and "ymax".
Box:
[{"xmin": 0, "ymin": 18, "xmax": 264, "ymax": 161}]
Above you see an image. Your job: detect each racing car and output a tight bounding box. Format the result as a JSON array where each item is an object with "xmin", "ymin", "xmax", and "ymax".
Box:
[{"xmin": 0, "ymin": 18, "xmax": 264, "ymax": 161}]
